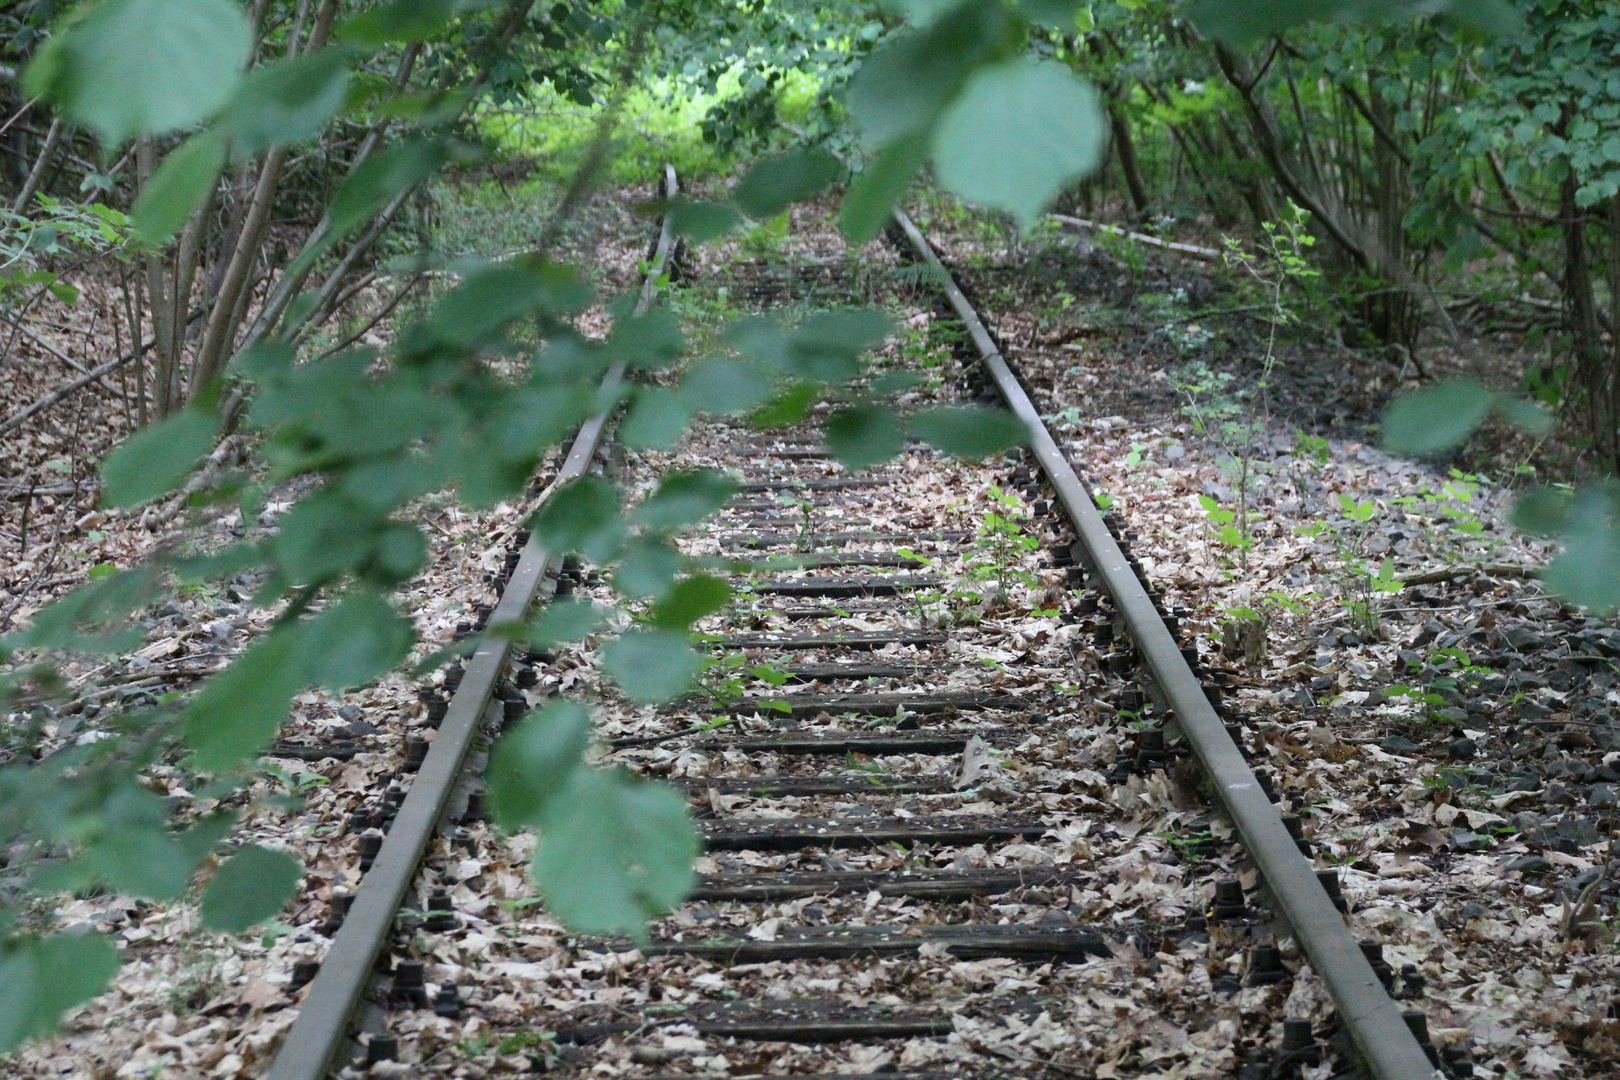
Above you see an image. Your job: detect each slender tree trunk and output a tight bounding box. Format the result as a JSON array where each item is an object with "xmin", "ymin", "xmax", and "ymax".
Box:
[
  {"xmin": 11, "ymin": 117, "xmax": 63, "ymax": 214},
  {"xmin": 1214, "ymin": 43, "xmax": 1373, "ymax": 271},
  {"xmin": 1367, "ymin": 85, "xmax": 1414, "ymax": 347},
  {"xmin": 137, "ymin": 141, "xmax": 179, "ymax": 418},
  {"xmin": 1109, "ymin": 108, "xmax": 1150, "ymax": 220},
  {"xmin": 1563, "ymin": 171, "xmax": 1614, "ymax": 467}
]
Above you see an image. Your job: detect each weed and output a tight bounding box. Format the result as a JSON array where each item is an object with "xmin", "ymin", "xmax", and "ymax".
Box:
[
  {"xmin": 1294, "ymin": 493, "xmax": 1404, "ymax": 634},
  {"xmin": 965, "ymin": 486, "xmax": 1040, "ymax": 597}
]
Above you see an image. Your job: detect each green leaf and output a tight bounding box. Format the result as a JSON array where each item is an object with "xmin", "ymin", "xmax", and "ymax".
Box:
[
  {"xmin": 185, "ymin": 624, "xmax": 308, "ymax": 771},
  {"xmin": 840, "ymin": 132, "xmax": 930, "ymax": 243},
  {"xmin": 200, "ymin": 845, "xmax": 302, "ymax": 933},
  {"xmin": 931, "ymin": 59, "xmax": 1106, "ymax": 228},
  {"xmin": 216, "ymin": 47, "xmax": 352, "ymax": 157},
  {"xmin": 533, "ymin": 477, "xmax": 625, "ymax": 563},
  {"xmin": 529, "ymin": 766, "xmax": 696, "ymax": 937},
  {"xmin": 751, "ymin": 382, "xmax": 821, "ymax": 428},
  {"xmin": 298, "ymin": 592, "xmax": 413, "ymax": 691},
  {"xmin": 604, "ymin": 308, "xmax": 685, "ymax": 371},
  {"xmin": 846, "ymin": 0, "xmax": 1008, "ymax": 149},
  {"xmin": 631, "ymin": 470, "xmax": 740, "ymax": 532},
  {"xmin": 340, "ymin": 0, "xmax": 460, "ymax": 45},
  {"xmin": 327, "ymin": 137, "xmax": 461, "ymax": 237},
  {"xmin": 1495, "ymin": 394, "xmax": 1554, "ymax": 435},
  {"xmin": 82, "ymin": 808, "xmax": 234, "ymax": 901},
  {"xmin": 1018, "ymin": 0, "xmax": 1088, "ymax": 30},
  {"xmin": 669, "ymin": 200, "xmax": 743, "ymax": 243},
  {"xmin": 1539, "ymin": 481, "xmax": 1620, "ymax": 616},
  {"xmin": 101, "ymin": 407, "xmax": 217, "ymax": 508},
  {"xmin": 524, "ymin": 598, "xmax": 608, "ymax": 648},
  {"xmin": 270, "ymin": 491, "xmax": 379, "ymax": 584},
  {"xmin": 908, "ymin": 405, "xmax": 1026, "ymax": 457},
  {"xmin": 826, "ymin": 404, "xmax": 905, "ymax": 470},
  {"xmin": 1511, "ymin": 486, "xmax": 1572, "ymax": 537},
  {"xmin": 1380, "ymin": 378, "xmax": 1496, "ymax": 456},
  {"xmin": 611, "ymin": 538, "xmax": 686, "ymax": 599},
  {"xmin": 28, "ymin": 0, "xmax": 252, "ymax": 145},
  {"xmin": 649, "ymin": 574, "xmax": 732, "ymax": 630},
  {"xmin": 732, "ymin": 148, "xmax": 841, "ymax": 220},
  {"xmin": 428, "ymin": 264, "xmax": 579, "ymax": 347},
  {"xmin": 787, "ymin": 309, "xmax": 894, "ymax": 382},
  {"xmin": 601, "ymin": 628, "xmax": 702, "ymax": 702},
  {"xmin": 18, "ymin": 565, "xmax": 161, "ymax": 651},
  {"xmin": 0, "ymin": 933, "xmax": 120, "ymax": 1052},
  {"xmin": 1187, "ymin": 0, "xmax": 1523, "ymax": 45},
  {"xmin": 132, "ymin": 131, "xmax": 226, "ymax": 245},
  {"xmin": 486, "ymin": 700, "xmax": 591, "ymax": 829},
  {"xmin": 681, "ymin": 357, "xmax": 775, "ymax": 415}
]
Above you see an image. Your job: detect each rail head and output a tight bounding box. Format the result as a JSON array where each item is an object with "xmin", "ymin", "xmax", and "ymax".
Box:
[
  {"xmin": 264, "ymin": 168, "xmax": 682, "ymax": 1080},
  {"xmin": 889, "ymin": 206, "xmax": 1440, "ymax": 1080}
]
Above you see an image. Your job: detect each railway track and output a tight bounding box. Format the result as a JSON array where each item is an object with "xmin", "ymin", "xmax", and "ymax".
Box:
[{"xmin": 261, "ymin": 178, "xmax": 1446, "ymax": 1080}]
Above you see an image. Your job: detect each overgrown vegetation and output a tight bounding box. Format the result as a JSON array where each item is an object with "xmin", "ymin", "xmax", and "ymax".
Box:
[{"xmin": 0, "ymin": 0, "xmax": 1613, "ymax": 1051}]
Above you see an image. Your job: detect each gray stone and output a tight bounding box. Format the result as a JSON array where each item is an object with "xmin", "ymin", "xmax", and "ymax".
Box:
[
  {"xmin": 1506, "ymin": 627, "xmax": 1546, "ymax": 650},
  {"xmin": 1451, "ymin": 830, "xmax": 1491, "ymax": 853},
  {"xmin": 1508, "ymin": 855, "xmax": 1554, "ymax": 875},
  {"xmin": 338, "ymin": 704, "xmax": 363, "ymax": 722}
]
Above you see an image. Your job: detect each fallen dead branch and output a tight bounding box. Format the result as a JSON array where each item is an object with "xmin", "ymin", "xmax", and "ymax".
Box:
[
  {"xmin": 0, "ymin": 336, "xmax": 154, "ymax": 436},
  {"xmin": 1050, "ymin": 214, "xmax": 1221, "ymax": 261}
]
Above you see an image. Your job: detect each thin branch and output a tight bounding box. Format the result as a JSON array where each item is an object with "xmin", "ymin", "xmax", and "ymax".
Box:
[{"xmin": 0, "ymin": 338, "xmax": 156, "ymax": 436}]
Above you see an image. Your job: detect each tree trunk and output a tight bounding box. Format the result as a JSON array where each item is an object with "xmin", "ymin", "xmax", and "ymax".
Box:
[
  {"xmin": 1563, "ymin": 171, "xmax": 1615, "ymax": 467},
  {"xmin": 11, "ymin": 117, "xmax": 63, "ymax": 214},
  {"xmin": 1365, "ymin": 85, "xmax": 1414, "ymax": 348},
  {"xmin": 1109, "ymin": 108, "xmax": 1150, "ymax": 220}
]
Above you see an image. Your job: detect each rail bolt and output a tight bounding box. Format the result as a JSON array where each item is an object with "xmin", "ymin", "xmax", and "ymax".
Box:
[
  {"xmin": 1360, "ymin": 940, "xmax": 1396, "ymax": 987},
  {"xmin": 1279, "ymin": 1017, "xmax": 1321, "ymax": 1066},
  {"xmin": 403, "ymin": 735, "xmax": 429, "ymax": 772},
  {"xmin": 1245, "ymin": 943, "xmax": 1288, "ymax": 986},
  {"xmin": 391, "ymin": 959, "xmax": 429, "ymax": 1008},
  {"xmin": 1210, "ymin": 878, "xmax": 1246, "ymax": 920},
  {"xmin": 1403, "ymin": 1010, "xmax": 1442, "ymax": 1067},
  {"xmin": 1225, "ymin": 724, "xmax": 1246, "ymax": 754},
  {"xmin": 289, "ymin": 959, "xmax": 320, "ymax": 991},
  {"xmin": 358, "ymin": 832, "xmax": 384, "ymax": 872},
  {"xmin": 1253, "ymin": 768, "xmax": 1281, "ymax": 803},
  {"xmin": 1315, "ymin": 869, "xmax": 1348, "ymax": 913},
  {"xmin": 434, "ymin": 984, "xmax": 464, "ymax": 1018},
  {"xmin": 365, "ymin": 1033, "xmax": 398, "ymax": 1065},
  {"xmin": 425, "ymin": 889, "xmax": 458, "ymax": 933},
  {"xmin": 1281, "ymin": 815, "xmax": 1312, "ymax": 857}
]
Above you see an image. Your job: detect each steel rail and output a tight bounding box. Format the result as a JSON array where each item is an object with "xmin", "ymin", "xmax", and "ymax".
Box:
[
  {"xmin": 266, "ymin": 164, "xmax": 681, "ymax": 1080},
  {"xmin": 890, "ymin": 208, "xmax": 1439, "ymax": 1080}
]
